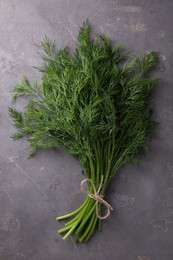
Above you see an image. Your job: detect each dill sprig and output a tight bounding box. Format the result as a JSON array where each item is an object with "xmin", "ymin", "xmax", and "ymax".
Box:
[{"xmin": 9, "ymin": 22, "xmax": 159, "ymax": 243}]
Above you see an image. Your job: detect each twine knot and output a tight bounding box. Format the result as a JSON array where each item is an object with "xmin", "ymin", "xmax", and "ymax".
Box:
[{"xmin": 80, "ymin": 175, "xmax": 113, "ymax": 220}]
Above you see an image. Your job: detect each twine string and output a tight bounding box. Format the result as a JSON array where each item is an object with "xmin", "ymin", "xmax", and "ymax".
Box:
[{"xmin": 80, "ymin": 175, "xmax": 113, "ymax": 220}]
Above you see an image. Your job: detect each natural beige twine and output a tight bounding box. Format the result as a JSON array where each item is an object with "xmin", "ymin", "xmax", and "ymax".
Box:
[{"xmin": 80, "ymin": 175, "xmax": 113, "ymax": 220}]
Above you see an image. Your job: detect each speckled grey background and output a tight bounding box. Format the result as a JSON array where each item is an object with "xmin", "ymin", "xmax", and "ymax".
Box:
[{"xmin": 0, "ymin": 1, "xmax": 173, "ymax": 259}]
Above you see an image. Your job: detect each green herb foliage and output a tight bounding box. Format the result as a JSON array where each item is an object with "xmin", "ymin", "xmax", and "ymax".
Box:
[{"xmin": 9, "ymin": 22, "xmax": 159, "ymax": 242}]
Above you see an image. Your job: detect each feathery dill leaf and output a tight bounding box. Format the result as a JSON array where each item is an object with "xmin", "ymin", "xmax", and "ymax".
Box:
[{"xmin": 9, "ymin": 22, "xmax": 159, "ymax": 243}]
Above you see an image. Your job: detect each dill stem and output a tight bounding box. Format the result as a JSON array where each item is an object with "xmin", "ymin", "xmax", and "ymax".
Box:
[
  {"xmin": 56, "ymin": 197, "xmax": 88, "ymax": 221},
  {"xmin": 79, "ymin": 211, "xmax": 96, "ymax": 242},
  {"xmin": 75, "ymin": 200, "xmax": 95, "ymax": 235}
]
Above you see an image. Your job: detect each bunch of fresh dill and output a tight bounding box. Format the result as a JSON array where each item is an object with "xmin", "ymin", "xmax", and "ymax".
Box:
[{"xmin": 9, "ymin": 22, "xmax": 159, "ymax": 243}]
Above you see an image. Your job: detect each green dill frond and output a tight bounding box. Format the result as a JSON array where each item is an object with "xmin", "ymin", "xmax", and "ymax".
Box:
[
  {"xmin": 10, "ymin": 21, "xmax": 159, "ymax": 172},
  {"xmin": 41, "ymin": 35, "xmax": 57, "ymax": 58},
  {"xmin": 11, "ymin": 132, "xmax": 24, "ymax": 140},
  {"xmin": 8, "ymin": 107, "xmax": 23, "ymax": 128},
  {"xmin": 137, "ymin": 51, "xmax": 159, "ymax": 76},
  {"xmin": 11, "ymin": 77, "xmax": 40, "ymax": 102}
]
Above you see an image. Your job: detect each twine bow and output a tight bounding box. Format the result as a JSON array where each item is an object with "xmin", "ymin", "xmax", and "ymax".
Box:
[{"xmin": 80, "ymin": 175, "xmax": 113, "ymax": 220}]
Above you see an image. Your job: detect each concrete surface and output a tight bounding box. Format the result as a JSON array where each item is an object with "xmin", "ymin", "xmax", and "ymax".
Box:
[{"xmin": 0, "ymin": 0, "xmax": 173, "ymax": 259}]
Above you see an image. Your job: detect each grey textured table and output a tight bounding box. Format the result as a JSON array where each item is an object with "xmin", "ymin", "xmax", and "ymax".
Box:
[{"xmin": 0, "ymin": 1, "xmax": 173, "ymax": 259}]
